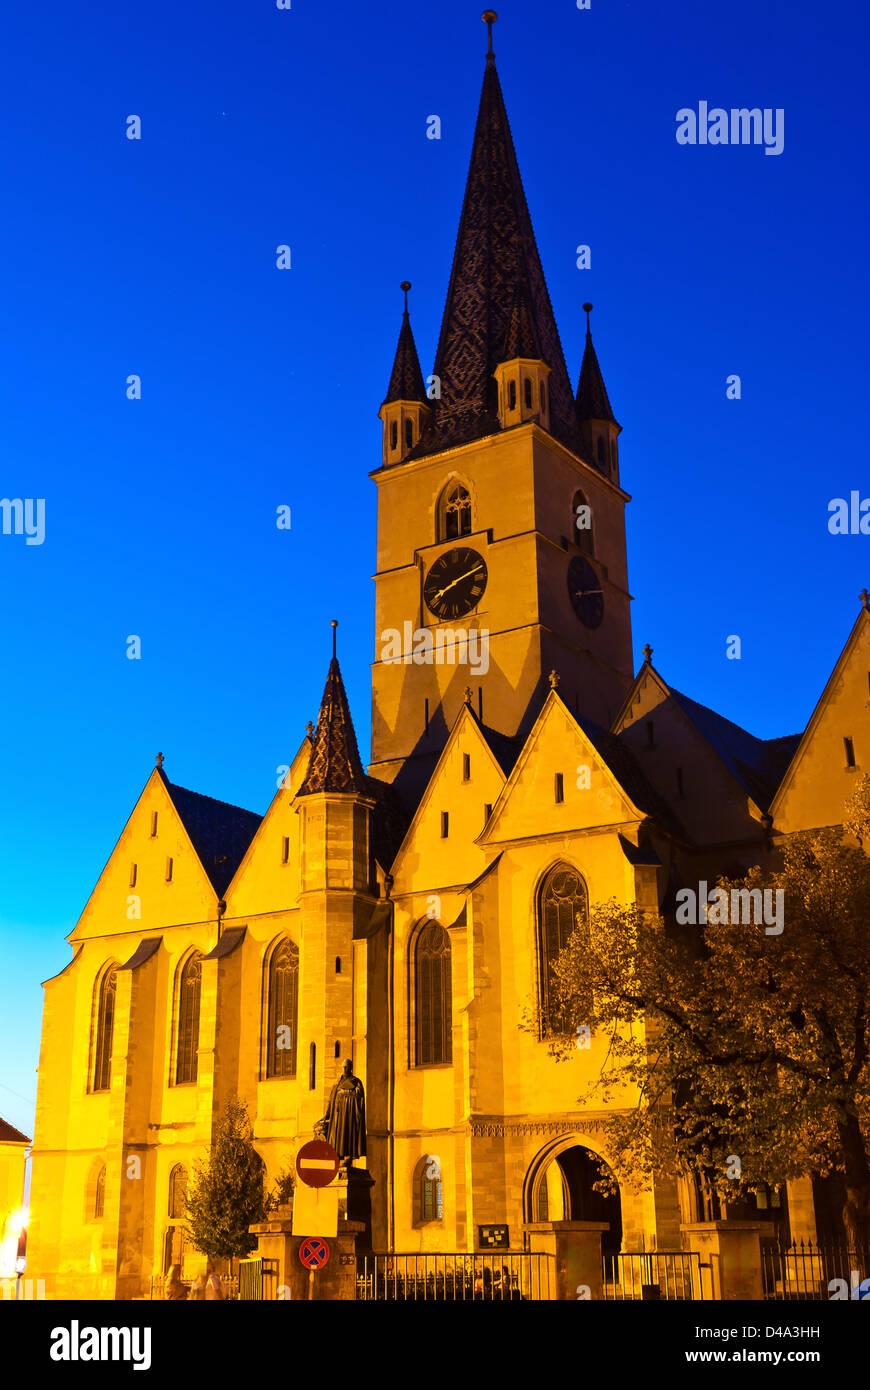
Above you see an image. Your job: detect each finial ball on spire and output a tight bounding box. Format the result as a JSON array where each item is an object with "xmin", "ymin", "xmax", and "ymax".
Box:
[
  {"xmin": 582, "ymin": 302, "xmax": 593, "ymax": 313},
  {"xmin": 400, "ymin": 281, "xmax": 411, "ymax": 293},
  {"xmin": 482, "ymin": 10, "xmax": 497, "ymax": 57}
]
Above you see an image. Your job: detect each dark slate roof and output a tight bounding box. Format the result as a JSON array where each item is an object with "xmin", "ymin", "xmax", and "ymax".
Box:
[
  {"xmin": 0, "ymin": 1118, "xmax": 30, "ymax": 1144},
  {"xmin": 298, "ymin": 658, "xmax": 370, "ymax": 796},
  {"xmin": 502, "ymin": 281, "xmax": 542, "ymax": 361},
  {"xmin": 382, "ymin": 309, "xmax": 427, "ymax": 406},
  {"xmin": 365, "ymin": 774, "xmax": 410, "ymax": 872},
  {"xmin": 409, "ymin": 54, "xmax": 580, "ymax": 459},
  {"xmin": 160, "ymin": 773, "xmax": 262, "ymax": 896},
  {"xmin": 576, "ymin": 330, "xmax": 616, "ymax": 424},
  {"xmin": 578, "ymin": 718, "xmax": 687, "ymax": 838},
  {"xmin": 203, "ymin": 927, "xmax": 246, "ymax": 961},
  {"xmin": 668, "ymin": 688, "xmax": 800, "ymax": 812}
]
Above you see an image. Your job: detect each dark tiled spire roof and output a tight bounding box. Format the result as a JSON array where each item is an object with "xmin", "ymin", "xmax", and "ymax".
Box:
[
  {"xmin": 159, "ymin": 772, "xmax": 262, "ymax": 896},
  {"xmin": 576, "ymin": 328, "xmax": 617, "ymax": 424},
  {"xmin": 502, "ymin": 280, "xmax": 542, "ymax": 361},
  {"xmin": 383, "ymin": 307, "xmax": 427, "ymax": 406},
  {"xmin": 298, "ymin": 658, "xmax": 370, "ymax": 795},
  {"xmin": 413, "ymin": 54, "xmax": 580, "ymax": 457}
]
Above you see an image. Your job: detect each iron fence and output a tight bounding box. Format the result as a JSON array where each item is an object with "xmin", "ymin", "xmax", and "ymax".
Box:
[
  {"xmin": 148, "ymin": 1273, "xmax": 239, "ymax": 1300},
  {"xmin": 239, "ymin": 1257, "xmax": 279, "ymax": 1301},
  {"xmin": 357, "ymin": 1252, "xmax": 554, "ymax": 1301},
  {"xmin": 603, "ymin": 1251, "xmax": 704, "ymax": 1300},
  {"xmin": 761, "ymin": 1241, "xmax": 867, "ymax": 1301}
]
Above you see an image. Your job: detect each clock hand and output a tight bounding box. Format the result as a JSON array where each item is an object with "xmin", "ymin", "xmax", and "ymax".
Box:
[{"xmin": 432, "ymin": 565, "xmax": 484, "ymax": 602}]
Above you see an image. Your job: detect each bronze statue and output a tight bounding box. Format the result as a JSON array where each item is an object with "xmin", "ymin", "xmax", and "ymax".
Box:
[{"xmin": 315, "ymin": 1059, "xmax": 366, "ymax": 1163}]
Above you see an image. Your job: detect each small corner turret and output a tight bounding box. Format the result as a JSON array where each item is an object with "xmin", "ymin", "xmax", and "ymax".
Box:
[{"xmin": 378, "ymin": 282, "xmax": 431, "ymax": 466}]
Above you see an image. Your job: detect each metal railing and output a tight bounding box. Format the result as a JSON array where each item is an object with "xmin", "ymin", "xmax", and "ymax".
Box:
[
  {"xmin": 148, "ymin": 1273, "xmax": 239, "ymax": 1300},
  {"xmin": 761, "ymin": 1241, "xmax": 867, "ymax": 1301},
  {"xmin": 357, "ymin": 1252, "xmax": 554, "ymax": 1301},
  {"xmin": 603, "ymin": 1251, "xmax": 704, "ymax": 1300},
  {"xmin": 239, "ymin": 1257, "xmax": 279, "ymax": 1301}
]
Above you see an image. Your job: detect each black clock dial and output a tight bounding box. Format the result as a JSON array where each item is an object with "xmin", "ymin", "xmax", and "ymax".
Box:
[
  {"xmin": 567, "ymin": 555, "xmax": 604, "ymax": 629},
  {"xmin": 424, "ymin": 547, "xmax": 488, "ymax": 620}
]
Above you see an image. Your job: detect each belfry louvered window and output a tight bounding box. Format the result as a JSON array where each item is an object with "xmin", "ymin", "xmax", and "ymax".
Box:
[
  {"xmin": 93, "ymin": 968, "xmax": 117, "ymax": 1092},
  {"xmin": 175, "ymin": 954, "xmax": 202, "ymax": 1084},
  {"xmin": 537, "ymin": 865, "xmax": 588, "ymax": 1035},
  {"xmin": 415, "ymin": 922, "xmax": 452, "ymax": 1066},
  {"xmin": 266, "ymin": 939, "xmax": 299, "ymax": 1078}
]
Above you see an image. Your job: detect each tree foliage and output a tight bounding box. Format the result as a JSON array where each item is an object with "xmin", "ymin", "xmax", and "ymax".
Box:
[
  {"xmin": 185, "ymin": 1098, "xmax": 271, "ymax": 1261},
  {"xmin": 533, "ymin": 779, "xmax": 870, "ymax": 1250}
]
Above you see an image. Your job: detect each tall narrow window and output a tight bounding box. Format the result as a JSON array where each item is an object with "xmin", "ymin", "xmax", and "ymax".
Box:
[
  {"xmin": 440, "ymin": 482, "xmax": 472, "ymax": 540},
  {"xmin": 281, "ymin": 836, "xmax": 290, "ymax": 864},
  {"xmin": 390, "ymin": 421, "xmax": 398, "ymax": 450},
  {"xmin": 165, "ymin": 857, "xmax": 173, "ymax": 881},
  {"xmin": 405, "ymin": 418, "xmax": 414, "ymax": 448},
  {"xmin": 309, "ymin": 1042, "xmax": 316, "ymax": 1090},
  {"xmin": 266, "ymin": 939, "xmax": 299, "ymax": 1079},
  {"xmin": 537, "ymin": 865, "xmax": 588, "ymax": 1034},
  {"xmin": 151, "ymin": 812, "xmax": 158, "ymax": 837},
  {"xmin": 845, "ymin": 736, "xmax": 856, "ymax": 767},
  {"xmin": 554, "ymin": 773, "xmax": 564, "ymax": 804},
  {"xmin": 441, "ymin": 812, "xmax": 449, "ymax": 838},
  {"xmin": 335, "ymin": 956, "xmax": 342, "ymax": 974},
  {"xmin": 415, "ymin": 922, "xmax": 452, "ymax": 1066},
  {"xmin": 508, "ymin": 380, "xmax": 517, "ymax": 411},
  {"xmin": 524, "ymin": 377, "xmax": 533, "ymax": 408},
  {"xmin": 420, "ymin": 1157, "xmax": 444, "ymax": 1222},
  {"xmin": 168, "ymin": 1165, "xmax": 188, "ymax": 1219},
  {"xmin": 462, "ymin": 753, "xmax": 471, "ymax": 782},
  {"xmin": 334, "ymin": 1040, "xmax": 341, "ymax": 1058},
  {"xmin": 572, "ymin": 490, "xmax": 594, "ymax": 556},
  {"xmin": 484, "ymin": 803, "xmax": 492, "ymax": 824},
  {"xmin": 93, "ymin": 967, "xmax": 117, "ymax": 1092},
  {"xmin": 129, "ymin": 863, "xmax": 137, "ymax": 887},
  {"xmin": 540, "ymin": 380, "xmax": 547, "ymax": 415},
  {"xmin": 175, "ymin": 954, "xmax": 202, "ymax": 1084},
  {"xmin": 646, "ymin": 720, "xmax": 655, "ymax": 748},
  {"xmin": 94, "ymin": 1166, "xmax": 106, "ymax": 1220}
]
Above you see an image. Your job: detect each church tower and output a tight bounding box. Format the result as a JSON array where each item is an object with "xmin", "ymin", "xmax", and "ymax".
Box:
[{"xmin": 370, "ymin": 14, "xmax": 634, "ymax": 794}]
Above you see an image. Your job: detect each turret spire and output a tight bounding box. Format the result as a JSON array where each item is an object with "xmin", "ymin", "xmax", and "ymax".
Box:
[
  {"xmin": 297, "ymin": 641, "xmax": 369, "ymax": 796},
  {"xmin": 382, "ymin": 282, "xmax": 427, "ymax": 407}
]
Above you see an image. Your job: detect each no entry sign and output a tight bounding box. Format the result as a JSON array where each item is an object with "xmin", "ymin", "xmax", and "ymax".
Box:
[
  {"xmin": 295, "ymin": 1139, "xmax": 341, "ymax": 1188},
  {"xmin": 299, "ymin": 1237, "xmax": 330, "ymax": 1270}
]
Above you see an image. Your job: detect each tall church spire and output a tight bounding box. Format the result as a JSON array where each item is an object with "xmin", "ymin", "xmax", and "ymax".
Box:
[
  {"xmin": 383, "ymin": 281, "xmax": 427, "ymax": 407},
  {"xmin": 421, "ymin": 15, "xmax": 579, "ymax": 455}
]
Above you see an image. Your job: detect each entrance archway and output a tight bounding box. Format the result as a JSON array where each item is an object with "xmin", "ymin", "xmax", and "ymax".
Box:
[{"xmin": 526, "ymin": 1141, "xmax": 623, "ymax": 1255}]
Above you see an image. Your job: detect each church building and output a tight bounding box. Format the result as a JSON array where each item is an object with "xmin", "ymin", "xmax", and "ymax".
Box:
[{"xmin": 26, "ymin": 18, "xmax": 869, "ymax": 1299}]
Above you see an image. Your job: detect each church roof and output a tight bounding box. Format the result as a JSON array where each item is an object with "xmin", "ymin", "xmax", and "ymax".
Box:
[
  {"xmin": 297, "ymin": 656, "xmax": 370, "ymax": 796},
  {"xmin": 159, "ymin": 773, "xmax": 262, "ymax": 897},
  {"xmin": 382, "ymin": 303, "xmax": 427, "ymax": 406},
  {"xmin": 576, "ymin": 328, "xmax": 617, "ymax": 425},
  {"xmin": 502, "ymin": 280, "xmax": 542, "ymax": 361},
  {"xmin": 0, "ymin": 1117, "xmax": 30, "ymax": 1145},
  {"xmin": 578, "ymin": 718, "xmax": 687, "ymax": 838},
  {"xmin": 668, "ymin": 688, "xmax": 800, "ymax": 812},
  {"xmin": 411, "ymin": 50, "xmax": 580, "ymax": 457}
]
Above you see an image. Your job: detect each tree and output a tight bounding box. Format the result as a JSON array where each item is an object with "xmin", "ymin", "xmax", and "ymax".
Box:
[
  {"xmin": 185, "ymin": 1098, "xmax": 270, "ymax": 1262},
  {"xmin": 534, "ymin": 779, "xmax": 870, "ymax": 1252}
]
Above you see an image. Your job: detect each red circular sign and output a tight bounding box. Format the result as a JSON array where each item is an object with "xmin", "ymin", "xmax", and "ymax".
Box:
[
  {"xmin": 295, "ymin": 1139, "xmax": 340, "ymax": 1189},
  {"xmin": 299, "ymin": 1237, "xmax": 330, "ymax": 1270}
]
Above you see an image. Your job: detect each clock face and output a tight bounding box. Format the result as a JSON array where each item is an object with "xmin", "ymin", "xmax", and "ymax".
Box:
[
  {"xmin": 567, "ymin": 555, "xmax": 604, "ymax": 629},
  {"xmin": 424, "ymin": 547, "xmax": 488, "ymax": 620}
]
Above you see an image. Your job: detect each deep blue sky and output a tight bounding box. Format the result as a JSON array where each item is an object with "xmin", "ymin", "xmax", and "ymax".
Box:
[{"xmin": 1, "ymin": 0, "xmax": 868, "ymax": 1139}]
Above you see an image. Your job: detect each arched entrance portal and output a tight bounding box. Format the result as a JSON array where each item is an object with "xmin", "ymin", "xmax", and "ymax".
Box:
[{"xmin": 527, "ymin": 1142, "xmax": 623, "ymax": 1255}]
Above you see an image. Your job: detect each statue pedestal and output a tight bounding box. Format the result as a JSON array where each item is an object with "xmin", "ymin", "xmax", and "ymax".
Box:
[
  {"xmin": 292, "ymin": 1180, "xmax": 341, "ymax": 1240},
  {"xmin": 336, "ymin": 1166, "xmax": 375, "ymax": 1253}
]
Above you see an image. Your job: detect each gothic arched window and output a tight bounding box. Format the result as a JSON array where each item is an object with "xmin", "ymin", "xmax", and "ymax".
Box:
[
  {"xmin": 94, "ymin": 1166, "xmax": 106, "ymax": 1220},
  {"xmin": 405, "ymin": 417, "xmax": 414, "ymax": 449},
  {"xmin": 572, "ymin": 490, "xmax": 594, "ymax": 556},
  {"xmin": 439, "ymin": 482, "xmax": 472, "ymax": 541},
  {"xmin": 175, "ymin": 953, "xmax": 202, "ymax": 1085},
  {"xmin": 93, "ymin": 967, "xmax": 117, "ymax": 1092},
  {"xmin": 420, "ymin": 1155, "xmax": 444, "ymax": 1222},
  {"xmin": 168, "ymin": 1164, "xmax": 188, "ymax": 1220},
  {"xmin": 524, "ymin": 376, "xmax": 533, "ymax": 408},
  {"xmin": 415, "ymin": 922, "xmax": 452, "ymax": 1066},
  {"xmin": 537, "ymin": 865, "xmax": 588, "ymax": 1034},
  {"xmin": 266, "ymin": 939, "xmax": 299, "ymax": 1079}
]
